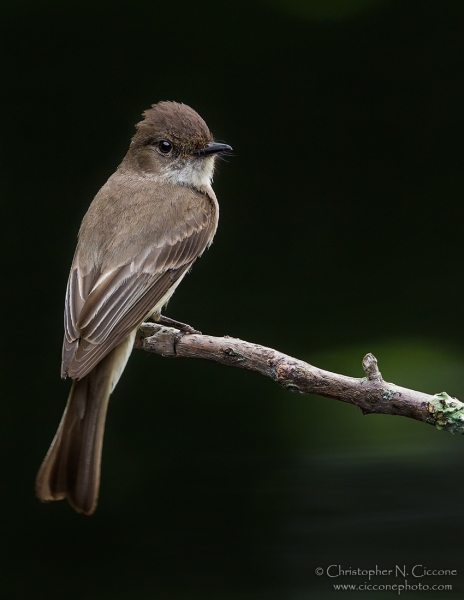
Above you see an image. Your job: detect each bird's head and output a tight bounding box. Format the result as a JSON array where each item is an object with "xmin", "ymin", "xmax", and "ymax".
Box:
[{"xmin": 127, "ymin": 101, "xmax": 232, "ymax": 190}]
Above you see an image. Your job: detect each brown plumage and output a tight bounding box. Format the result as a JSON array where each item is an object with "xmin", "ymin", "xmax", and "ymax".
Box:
[{"xmin": 36, "ymin": 101, "xmax": 231, "ymax": 514}]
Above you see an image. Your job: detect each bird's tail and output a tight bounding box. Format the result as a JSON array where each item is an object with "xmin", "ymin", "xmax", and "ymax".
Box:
[{"xmin": 36, "ymin": 331, "xmax": 135, "ymax": 515}]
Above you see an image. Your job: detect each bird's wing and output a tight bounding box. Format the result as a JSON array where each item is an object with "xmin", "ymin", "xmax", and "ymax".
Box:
[{"xmin": 62, "ymin": 212, "xmax": 213, "ymax": 380}]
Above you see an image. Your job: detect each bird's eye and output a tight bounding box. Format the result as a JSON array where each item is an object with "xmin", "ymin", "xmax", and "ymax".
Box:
[{"xmin": 158, "ymin": 140, "xmax": 172, "ymax": 154}]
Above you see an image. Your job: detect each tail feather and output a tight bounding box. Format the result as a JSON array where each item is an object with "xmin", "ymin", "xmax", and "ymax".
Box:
[{"xmin": 36, "ymin": 331, "xmax": 135, "ymax": 515}]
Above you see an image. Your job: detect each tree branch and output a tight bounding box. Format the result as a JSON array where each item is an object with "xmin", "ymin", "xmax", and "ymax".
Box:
[{"xmin": 135, "ymin": 322, "xmax": 464, "ymax": 435}]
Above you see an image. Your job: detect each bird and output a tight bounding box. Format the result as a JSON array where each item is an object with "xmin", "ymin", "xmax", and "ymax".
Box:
[{"xmin": 36, "ymin": 101, "xmax": 232, "ymax": 515}]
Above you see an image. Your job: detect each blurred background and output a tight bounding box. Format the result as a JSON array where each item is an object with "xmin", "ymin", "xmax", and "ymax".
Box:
[{"xmin": 3, "ymin": 0, "xmax": 464, "ymax": 597}]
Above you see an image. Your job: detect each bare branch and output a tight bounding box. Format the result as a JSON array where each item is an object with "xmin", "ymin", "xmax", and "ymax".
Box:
[{"xmin": 135, "ymin": 323, "xmax": 464, "ymax": 435}]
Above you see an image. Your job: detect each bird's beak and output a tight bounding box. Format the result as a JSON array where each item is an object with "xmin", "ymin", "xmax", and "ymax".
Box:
[{"xmin": 192, "ymin": 142, "xmax": 233, "ymax": 157}]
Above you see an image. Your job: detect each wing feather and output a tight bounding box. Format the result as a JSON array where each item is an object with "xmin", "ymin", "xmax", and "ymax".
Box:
[{"xmin": 62, "ymin": 207, "xmax": 214, "ymax": 380}]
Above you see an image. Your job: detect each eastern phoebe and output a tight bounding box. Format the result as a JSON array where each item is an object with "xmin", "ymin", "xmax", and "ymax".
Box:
[{"xmin": 36, "ymin": 102, "xmax": 231, "ymax": 515}]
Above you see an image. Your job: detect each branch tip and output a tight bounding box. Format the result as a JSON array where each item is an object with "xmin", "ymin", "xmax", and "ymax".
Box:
[{"xmin": 362, "ymin": 353, "xmax": 383, "ymax": 381}]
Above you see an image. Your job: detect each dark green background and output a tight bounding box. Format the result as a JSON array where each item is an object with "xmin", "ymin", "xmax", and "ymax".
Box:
[{"xmin": 3, "ymin": 0, "xmax": 464, "ymax": 597}]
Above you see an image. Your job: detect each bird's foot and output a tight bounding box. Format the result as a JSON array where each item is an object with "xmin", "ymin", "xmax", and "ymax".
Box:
[{"xmin": 155, "ymin": 315, "xmax": 202, "ymax": 335}]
